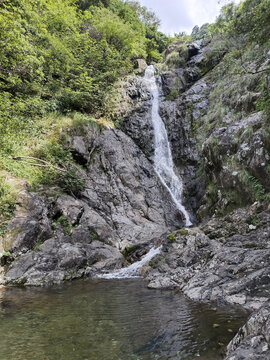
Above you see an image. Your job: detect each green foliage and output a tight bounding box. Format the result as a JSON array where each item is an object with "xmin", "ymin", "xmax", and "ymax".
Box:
[
  {"xmin": 168, "ymin": 233, "xmax": 176, "ymax": 243},
  {"xmin": 52, "ymin": 215, "xmax": 75, "ymax": 235},
  {"xmin": 232, "ymin": 0, "xmax": 270, "ymax": 43},
  {"xmin": 0, "ymin": 0, "xmax": 166, "ymax": 155},
  {"xmin": 165, "ymin": 89, "xmax": 180, "ymax": 101},
  {"xmin": 164, "ymin": 43, "xmax": 189, "ymax": 69},
  {"xmin": 89, "ymin": 6, "xmax": 147, "ymax": 59},
  {"xmin": 0, "ymin": 0, "xmax": 167, "ymax": 207},
  {"xmin": 240, "ymin": 170, "xmax": 266, "ymax": 201},
  {"xmin": 208, "ymin": 0, "xmax": 270, "ymax": 44},
  {"xmin": 2, "ymin": 251, "xmax": 11, "ymax": 257},
  {"xmin": 191, "ymin": 23, "xmax": 211, "ymax": 41},
  {"xmin": 0, "ymin": 176, "xmax": 17, "ymax": 238},
  {"xmin": 0, "ymin": 176, "xmax": 16, "ymax": 226}
]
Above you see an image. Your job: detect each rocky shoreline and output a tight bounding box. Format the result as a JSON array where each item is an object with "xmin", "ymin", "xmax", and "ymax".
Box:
[{"xmin": 143, "ymin": 203, "xmax": 270, "ymax": 359}]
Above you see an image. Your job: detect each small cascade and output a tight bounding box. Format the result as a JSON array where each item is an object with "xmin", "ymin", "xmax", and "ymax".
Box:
[
  {"xmin": 144, "ymin": 65, "xmax": 192, "ymax": 227},
  {"xmin": 96, "ymin": 246, "xmax": 162, "ymax": 279}
]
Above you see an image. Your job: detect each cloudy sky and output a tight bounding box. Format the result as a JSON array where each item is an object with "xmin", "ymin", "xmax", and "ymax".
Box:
[{"xmin": 137, "ymin": 0, "xmax": 241, "ymax": 35}]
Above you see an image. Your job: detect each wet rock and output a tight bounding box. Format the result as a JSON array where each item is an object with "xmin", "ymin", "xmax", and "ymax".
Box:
[
  {"xmin": 2, "ymin": 194, "xmax": 52, "ymax": 254},
  {"xmin": 188, "ymin": 42, "xmax": 201, "ymax": 60},
  {"xmin": 5, "ymin": 236, "xmax": 124, "ymax": 285},
  {"xmin": 225, "ymin": 301, "xmax": 270, "ymax": 360},
  {"xmin": 146, "ymin": 206, "xmax": 270, "ymax": 311}
]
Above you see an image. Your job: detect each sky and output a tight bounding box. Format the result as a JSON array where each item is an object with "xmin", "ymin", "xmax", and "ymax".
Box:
[{"xmin": 137, "ymin": 0, "xmax": 241, "ymax": 35}]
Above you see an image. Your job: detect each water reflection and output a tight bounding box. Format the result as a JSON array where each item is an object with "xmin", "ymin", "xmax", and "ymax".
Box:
[{"xmin": 0, "ymin": 279, "xmax": 248, "ymax": 360}]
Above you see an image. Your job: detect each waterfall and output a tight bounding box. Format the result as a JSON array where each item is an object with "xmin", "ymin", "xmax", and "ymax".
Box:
[
  {"xmin": 144, "ymin": 65, "xmax": 192, "ymax": 227},
  {"xmin": 96, "ymin": 246, "xmax": 162, "ymax": 279}
]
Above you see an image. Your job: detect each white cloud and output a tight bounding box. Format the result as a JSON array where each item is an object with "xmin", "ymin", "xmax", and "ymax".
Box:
[{"xmin": 137, "ymin": 0, "xmax": 242, "ymax": 35}]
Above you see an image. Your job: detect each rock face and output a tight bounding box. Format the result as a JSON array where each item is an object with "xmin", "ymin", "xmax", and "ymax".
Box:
[
  {"xmin": 146, "ymin": 204, "xmax": 270, "ymax": 311},
  {"xmin": 2, "ymin": 109, "xmax": 184, "ymax": 285}
]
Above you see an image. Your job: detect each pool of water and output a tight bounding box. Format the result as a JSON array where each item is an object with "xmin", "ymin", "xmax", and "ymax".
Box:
[{"xmin": 0, "ymin": 279, "xmax": 248, "ymax": 360}]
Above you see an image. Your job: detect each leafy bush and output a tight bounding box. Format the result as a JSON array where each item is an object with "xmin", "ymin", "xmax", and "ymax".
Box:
[{"xmin": 164, "ymin": 44, "xmax": 188, "ymax": 69}]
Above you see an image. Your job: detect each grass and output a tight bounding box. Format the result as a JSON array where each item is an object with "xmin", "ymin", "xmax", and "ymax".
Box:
[
  {"xmin": 0, "ymin": 112, "xmax": 104, "ymax": 198},
  {"xmin": 240, "ymin": 170, "xmax": 267, "ymax": 202},
  {"xmin": 0, "ymin": 175, "xmax": 17, "ymax": 237},
  {"xmin": 121, "ymin": 245, "xmax": 140, "ymax": 258},
  {"xmin": 52, "ymin": 215, "xmax": 75, "ymax": 236}
]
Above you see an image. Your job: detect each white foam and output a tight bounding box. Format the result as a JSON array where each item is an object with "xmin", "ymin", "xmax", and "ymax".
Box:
[{"xmin": 96, "ymin": 246, "xmax": 162, "ymax": 279}]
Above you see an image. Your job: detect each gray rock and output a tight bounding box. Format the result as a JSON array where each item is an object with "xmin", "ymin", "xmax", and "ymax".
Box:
[
  {"xmin": 2, "ymin": 194, "xmax": 52, "ymax": 254},
  {"xmin": 146, "ymin": 206, "xmax": 270, "ymax": 311},
  {"xmin": 53, "ymin": 195, "xmax": 84, "ymax": 226},
  {"xmin": 188, "ymin": 42, "xmax": 201, "ymax": 60},
  {"xmin": 134, "ymin": 59, "xmax": 147, "ymax": 74},
  {"xmin": 225, "ymin": 301, "xmax": 270, "ymax": 360}
]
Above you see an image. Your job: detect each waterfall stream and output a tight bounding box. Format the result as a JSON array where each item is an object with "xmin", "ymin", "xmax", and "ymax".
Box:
[
  {"xmin": 96, "ymin": 246, "xmax": 162, "ymax": 279},
  {"xmin": 144, "ymin": 65, "xmax": 192, "ymax": 227},
  {"xmin": 97, "ymin": 66, "xmax": 191, "ymax": 279}
]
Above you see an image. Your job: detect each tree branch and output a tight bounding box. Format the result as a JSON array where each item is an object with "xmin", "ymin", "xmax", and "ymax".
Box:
[{"xmin": 10, "ymin": 156, "xmax": 67, "ymax": 173}]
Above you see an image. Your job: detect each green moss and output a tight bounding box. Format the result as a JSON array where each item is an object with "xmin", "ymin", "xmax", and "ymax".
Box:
[
  {"xmin": 179, "ymin": 229, "xmax": 189, "ymax": 236},
  {"xmin": 2, "ymin": 226, "xmax": 23, "ymax": 250},
  {"xmin": 165, "ymin": 89, "xmax": 181, "ymax": 101},
  {"xmin": 90, "ymin": 232, "xmax": 99, "ymax": 241},
  {"xmin": 121, "ymin": 245, "xmax": 140, "ymax": 258},
  {"xmin": 168, "ymin": 233, "xmax": 177, "ymax": 243}
]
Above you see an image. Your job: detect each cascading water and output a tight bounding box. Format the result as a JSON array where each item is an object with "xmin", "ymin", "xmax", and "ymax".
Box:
[
  {"xmin": 96, "ymin": 246, "xmax": 162, "ymax": 279},
  {"xmin": 144, "ymin": 65, "xmax": 192, "ymax": 227}
]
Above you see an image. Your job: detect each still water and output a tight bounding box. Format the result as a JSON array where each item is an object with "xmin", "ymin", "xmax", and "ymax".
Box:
[{"xmin": 0, "ymin": 279, "xmax": 247, "ymax": 360}]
